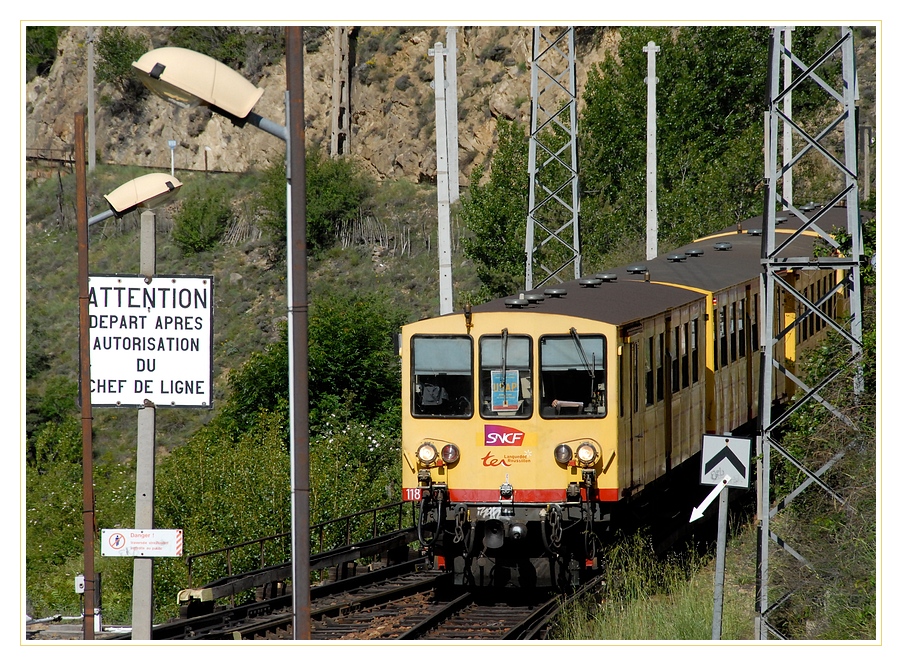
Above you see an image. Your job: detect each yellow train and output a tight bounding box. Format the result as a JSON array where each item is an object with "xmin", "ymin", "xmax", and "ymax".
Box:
[{"xmin": 400, "ymin": 206, "xmax": 851, "ymax": 589}]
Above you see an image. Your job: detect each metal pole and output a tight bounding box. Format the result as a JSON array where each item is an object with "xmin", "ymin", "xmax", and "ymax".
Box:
[
  {"xmin": 782, "ymin": 28, "xmax": 793, "ymax": 209},
  {"xmin": 446, "ymin": 27, "xmax": 460, "ymax": 203},
  {"xmin": 131, "ymin": 210, "xmax": 157, "ymax": 640},
  {"xmin": 645, "ymin": 41, "xmax": 660, "ymax": 261},
  {"xmin": 712, "ymin": 488, "xmax": 728, "ymax": 639},
  {"xmin": 431, "ymin": 41, "xmax": 453, "ymax": 315},
  {"xmin": 75, "ymin": 111, "xmax": 96, "ymax": 641},
  {"xmin": 87, "ymin": 27, "xmax": 96, "ymax": 173},
  {"xmin": 285, "ymin": 26, "xmax": 311, "ymax": 641}
]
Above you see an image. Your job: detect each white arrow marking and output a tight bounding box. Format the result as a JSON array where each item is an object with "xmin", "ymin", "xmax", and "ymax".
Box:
[{"xmin": 690, "ymin": 475, "xmax": 731, "ymax": 523}]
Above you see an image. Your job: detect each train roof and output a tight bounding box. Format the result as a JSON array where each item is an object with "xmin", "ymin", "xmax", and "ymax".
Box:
[{"xmin": 466, "ymin": 204, "xmax": 860, "ymax": 328}]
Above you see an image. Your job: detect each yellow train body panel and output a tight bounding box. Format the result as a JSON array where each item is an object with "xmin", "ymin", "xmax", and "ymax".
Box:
[{"xmin": 401, "ymin": 311, "xmax": 622, "ymax": 505}]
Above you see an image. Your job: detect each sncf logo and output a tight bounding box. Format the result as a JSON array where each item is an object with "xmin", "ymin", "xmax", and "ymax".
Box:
[{"xmin": 484, "ymin": 425, "xmax": 525, "ymax": 446}]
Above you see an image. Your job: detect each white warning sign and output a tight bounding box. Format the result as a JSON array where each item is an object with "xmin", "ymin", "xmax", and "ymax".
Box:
[
  {"xmin": 701, "ymin": 434, "xmax": 752, "ymax": 488},
  {"xmin": 88, "ymin": 275, "xmax": 213, "ymax": 408},
  {"xmin": 101, "ymin": 529, "xmax": 184, "ymax": 557}
]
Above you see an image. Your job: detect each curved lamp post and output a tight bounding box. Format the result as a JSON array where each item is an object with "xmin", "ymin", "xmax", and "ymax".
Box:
[
  {"xmin": 132, "ymin": 33, "xmax": 309, "ymax": 640},
  {"xmin": 88, "ymin": 172, "xmax": 182, "ymax": 226},
  {"xmin": 133, "ymin": 47, "xmax": 287, "ymax": 142},
  {"xmin": 77, "ymin": 162, "xmax": 183, "ymax": 640}
]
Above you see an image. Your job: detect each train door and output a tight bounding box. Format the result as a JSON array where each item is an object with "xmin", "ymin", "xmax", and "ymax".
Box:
[
  {"xmin": 617, "ymin": 334, "xmax": 640, "ymax": 488},
  {"xmin": 618, "ymin": 327, "xmax": 645, "ymax": 491}
]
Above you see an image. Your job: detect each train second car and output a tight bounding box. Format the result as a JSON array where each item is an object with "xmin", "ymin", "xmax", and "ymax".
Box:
[{"xmin": 399, "ymin": 207, "xmax": 853, "ymax": 589}]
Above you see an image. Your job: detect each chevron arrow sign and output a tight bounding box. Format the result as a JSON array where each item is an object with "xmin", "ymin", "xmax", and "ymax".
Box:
[{"xmin": 700, "ymin": 434, "xmax": 752, "ymax": 488}]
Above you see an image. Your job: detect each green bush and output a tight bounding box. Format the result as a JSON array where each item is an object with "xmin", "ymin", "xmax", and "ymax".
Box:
[
  {"xmin": 255, "ymin": 147, "xmax": 373, "ymax": 256},
  {"xmin": 169, "ymin": 26, "xmax": 283, "ymax": 83},
  {"xmin": 460, "ymin": 118, "xmax": 529, "ymax": 300},
  {"xmin": 25, "ymin": 26, "xmax": 63, "ymax": 81},
  {"xmin": 172, "ymin": 185, "xmax": 233, "ymax": 255},
  {"xmin": 218, "ymin": 290, "xmax": 405, "ymax": 440},
  {"xmin": 95, "ymin": 27, "xmax": 148, "ymax": 111}
]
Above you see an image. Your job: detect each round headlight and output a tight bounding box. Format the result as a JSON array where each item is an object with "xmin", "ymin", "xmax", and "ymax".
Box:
[
  {"xmin": 554, "ymin": 444, "xmax": 573, "ymax": 465},
  {"xmin": 417, "ymin": 442, "xmax": 439, "ymax": 465},
  {"xmin": 576, "ymin": 442, "xmax": 598, "ymax": 466},
  {"xmin": 441, "ymin": 444, "xmax": 460, "ymax": 465}
]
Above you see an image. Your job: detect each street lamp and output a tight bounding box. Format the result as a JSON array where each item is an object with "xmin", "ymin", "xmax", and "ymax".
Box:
[
  {"xmin": 88, "ymin": 172, "xmax": 182, "ymax": 226},
  {"xmin": 76, "ymin": 157, "xmax": 184, "ymax": 640},
  {"xmin": 133, "ymin": 47, "xmax": 287, "ymax": 141},
  {"xmin": 132, "ymin": 32, "xmax": 309, "ymax": 640}
]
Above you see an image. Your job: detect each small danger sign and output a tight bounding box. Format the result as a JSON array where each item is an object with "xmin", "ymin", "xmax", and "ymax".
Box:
[{"xmin": 101, "ymin": 529, "xmax": 184, "ymax": 557}]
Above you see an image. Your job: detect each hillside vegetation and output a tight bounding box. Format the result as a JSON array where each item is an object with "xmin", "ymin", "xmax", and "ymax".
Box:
[{"xmin": 24, "ymin": 25, "xmax": 877, "ymax": 637}]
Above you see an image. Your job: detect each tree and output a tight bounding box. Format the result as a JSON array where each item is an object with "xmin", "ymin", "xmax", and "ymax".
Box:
[
  {"xmin": 217, "ymin": 290, "xmax": 406, "ymax": 440},
  {"xmin": 95, "ymin": 26, "xmax": 149, "ymax": 112},
  {"xmin": 460, "ymin": 118, "xmax": 530, "ymax": 300},
  {"xmin": 171, "ymin": 183, "xmax": 233, "ymax": 255},
  {"xmin": 579, "ymin": 26, "xmax": 772, "ymax": 261},
  {"xmin": 255, "ymin": 147, "xmax": 373, "ymax": 256},
  {"xmin": 25, "ymin": 26, "xmax": 62, "ymax": 81}
]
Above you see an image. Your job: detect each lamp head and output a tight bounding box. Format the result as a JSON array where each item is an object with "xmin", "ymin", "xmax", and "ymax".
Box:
[
  {"xmin": 103, "ymin": 173, "xmax": 183, "ymax": 218},
  {"xmin": 133, "ymin": 47, "xmax": 264, "ymax": 119}
]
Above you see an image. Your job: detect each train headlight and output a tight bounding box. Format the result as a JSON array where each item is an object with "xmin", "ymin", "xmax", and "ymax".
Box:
[
  {"xmin": 441, "ymin": 444, "xmax": 460, "ymax": 465},
  {"xmin": 576, "ymin": 442, "xmax": 599, "ymax": 466},
  {"xmin": 554, "ymin": 444, "xmax": 573, "ymax": 465},
  {"xmin": 417, "ymin": 442, "xmax": 439, "ymax": 466}
]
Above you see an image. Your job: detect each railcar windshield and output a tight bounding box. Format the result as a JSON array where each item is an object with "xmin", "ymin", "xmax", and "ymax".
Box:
[
  {"xmin": 479, "ymin": 331, "xmax": 532, "ymax": 418},
  {"xmin": 411, "ymin": 335, "xmax": 473, "ymax": 417},
  {"xmin": 539, "ymin": 333, "xmax": 607, "ymax": 418}
]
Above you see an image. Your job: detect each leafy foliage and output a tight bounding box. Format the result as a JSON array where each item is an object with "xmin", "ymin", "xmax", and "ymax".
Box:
[
  {"xmin": 168, "ymin": 26, "xmax": 284, "ymax": 84},
  {"xmin": 219, "ymin": 290, "xmax": 405, "ymax": 439},
  {"xmin": 307, "ymin": 290, "xmax": 404, "ymax": 424},
  {"xmin": 254, "ymin": 147, "xmax": 373, "ymax": 256},
  {"xmin": 767, "ymin": 284, "xmax": 876, "ymax": 639},
  {"xmin": 25, "ymin": 26, "xmax": 63, "ymax": 81},
  {"xmin": 171, "ymin": 183, "xmax": 233, "ymax": 255},
  {"xmin": 579, "ymin": 26, "xmax": 771, "ymax": 260},
  {"xmin": 460, "ymin": 119, "xmax": 530, "ymax": 300},
  {"xmin": 95, "ymin": 26, "xmax": 149, "ymax": 111}
]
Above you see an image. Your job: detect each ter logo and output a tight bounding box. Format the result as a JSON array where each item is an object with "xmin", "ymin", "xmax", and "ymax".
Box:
[{"xmin": 484, "ymin": 425, "xmax": 525, "ymax": 446}]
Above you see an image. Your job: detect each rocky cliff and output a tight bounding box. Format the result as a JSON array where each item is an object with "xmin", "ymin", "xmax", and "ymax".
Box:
[{"xmin": 25, "ymin": 26, "xmax": 615, "ymax": 185}]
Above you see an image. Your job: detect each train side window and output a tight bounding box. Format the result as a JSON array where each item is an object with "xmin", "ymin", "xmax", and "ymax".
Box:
[
  {"xmin": 738, "ymin": 300, "xmax": 746, "ymax": 358},
  {"xmin": 671, "ymin": 327, "xmax": 679, "ymax": 392},
  {"xmin": 817, "ymin": 279, "xmax": 826, "ymax": 330},
  {"xmin": 816, "ymin": 279, "xmax": 823, "ymax": 332},
  {"xmin": 479, "ymin": 334, "xmax": 532, "ymax": 418},
  {"xmin": 730, "ymin": 302, "xmax": 737, "ymax": 363},
  {"xmin": 691, "ymin": 318, "xmax": 699, "ymax": 383},
  {"xmin": 411, "ymin": 335, "xmax": 473, "ymax": 418},
  {"xmin": 752, "ymin": 294, "xmax": 759, "ymax": 351},
  {"xmin": 540, "ymin": 333, "xmax": 607, "ymax": 418},
  {"xmin": 711, "ymin": 308, "xmax": 720, "ymax": 370},
  {"xmin": 720, "ymin": 305, "xmax": 728, "ymax": 368},
  {"xmin": 802, "ymin": 286, "xmax": 809, "ymax": 341},
  {"xmin": 632, "ymin": 342, "xmax": 639, "ymax": 414},
  {"xmin": 657, "ymin": 332, "xmax": 665, "ymax": 401},
  {"xmin": 619, "ymin": 347, "xmax": 625, "ymax": 418},
  {"xmin": 681, "ymin": 322, "xmax": 689, "ymax": 388},
  {"xmin": 645, "ymin": 337, "xmax": 654, "ymax": 406},
  {"xmin": 833, "ymin": 273, "xmax": 838, "ymax": 318}
]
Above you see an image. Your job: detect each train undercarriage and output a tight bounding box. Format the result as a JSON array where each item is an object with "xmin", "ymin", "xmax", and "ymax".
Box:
[{"xmin": 416, "ymin": 485, "xmax": 611, "ymax": 590}]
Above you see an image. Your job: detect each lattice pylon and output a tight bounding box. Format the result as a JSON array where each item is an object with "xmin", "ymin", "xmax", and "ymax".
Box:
[{"xmin": 525, "ymin": 27, "xmax": 581, "ymax": 291}]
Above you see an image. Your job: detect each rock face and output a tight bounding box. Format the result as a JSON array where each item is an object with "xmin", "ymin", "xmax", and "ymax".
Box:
[{"xmin": 25, "ymin": 26, "xmax": 615, "ymax": 185}]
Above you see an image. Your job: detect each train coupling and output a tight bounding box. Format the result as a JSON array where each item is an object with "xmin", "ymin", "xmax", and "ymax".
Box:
[
  {"xmin": 499, "ymin": 476, "xmax": 514, "ymax": 516},
  {"xmin": 566, "ymin": 482, "xmax": 581, "ymax": 502}
]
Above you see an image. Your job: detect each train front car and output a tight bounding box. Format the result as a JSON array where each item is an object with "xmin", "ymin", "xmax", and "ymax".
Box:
[
  {"xmin": 400, "ymin": 274, "xmax": 706, "ymax": 590},
  {"xmin": 401, "ymin": 306, "xmax": 617, "ymax": 589}
]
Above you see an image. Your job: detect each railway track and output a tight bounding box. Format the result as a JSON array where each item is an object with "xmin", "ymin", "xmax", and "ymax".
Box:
[{"xmin": 107, "ymin": 555, "xmax": 579, "ymax": 640}]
